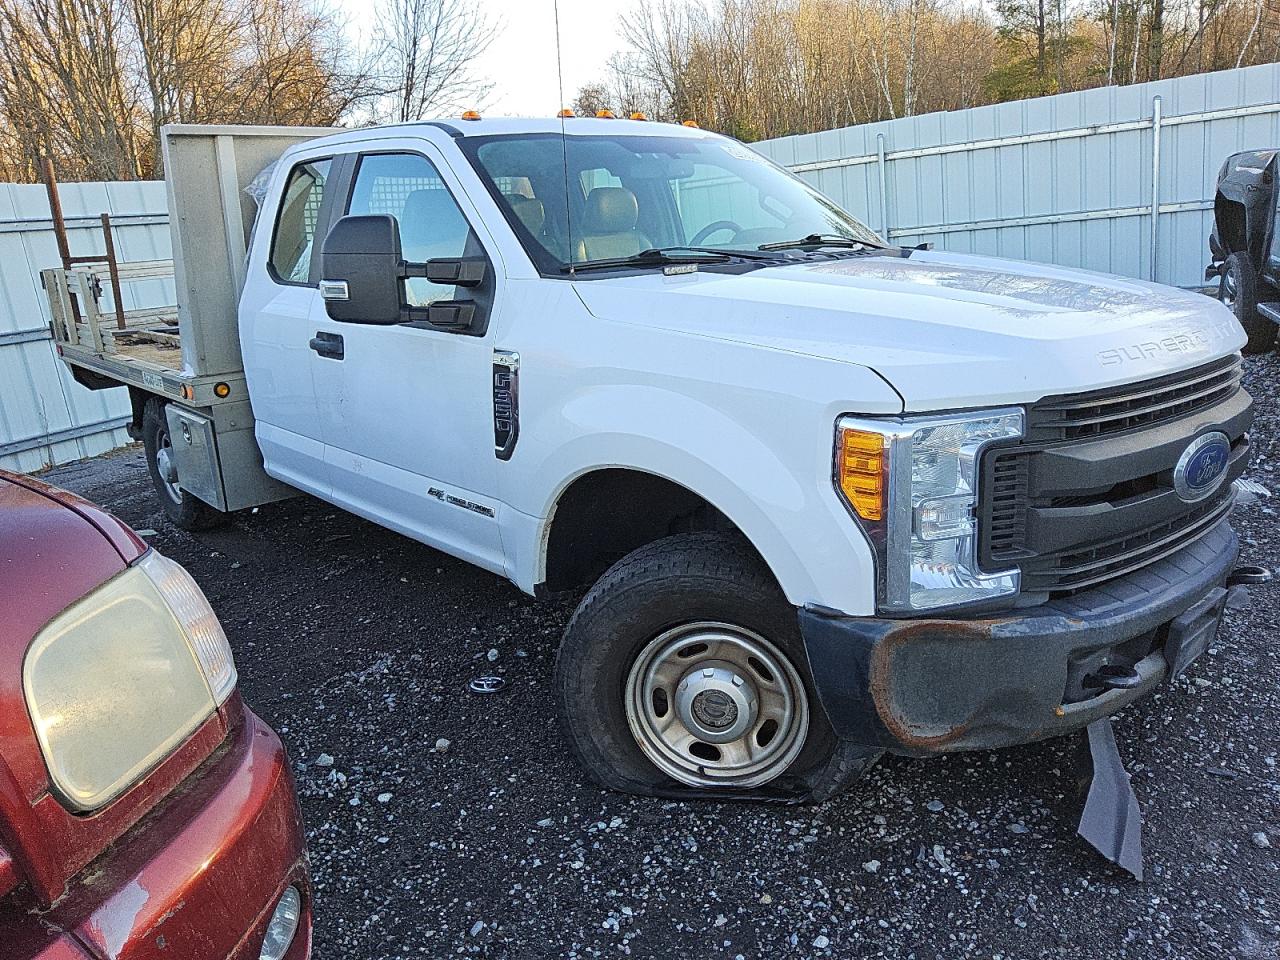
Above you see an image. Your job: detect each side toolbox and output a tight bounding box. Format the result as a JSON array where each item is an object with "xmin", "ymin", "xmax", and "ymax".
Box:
[{"xmin": 164, "ymin": 402, "xmax": 292, "ymax": 512}]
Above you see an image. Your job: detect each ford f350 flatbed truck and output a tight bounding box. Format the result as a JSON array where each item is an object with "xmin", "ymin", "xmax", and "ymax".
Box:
[{"xmin": 50, "ymin": 119, "xmax": 1255, "ymax": 802}]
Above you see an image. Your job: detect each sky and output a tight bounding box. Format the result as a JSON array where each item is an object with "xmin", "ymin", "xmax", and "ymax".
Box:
[{"xmin": 337, "ymin": 0, "xmax": 640, "ymax": 118}]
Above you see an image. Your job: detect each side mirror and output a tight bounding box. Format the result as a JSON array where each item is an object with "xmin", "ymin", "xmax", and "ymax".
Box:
[
  {"xmin": 321, "ymin": 215, "xmax": 403, "ymax": 324},
  {"xmin": 423, "ymin": 258, "xmax": 487, "ymax": 286}
]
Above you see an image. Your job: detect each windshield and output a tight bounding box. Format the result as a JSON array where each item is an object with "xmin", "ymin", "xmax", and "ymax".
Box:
[{"xmin": 460, "ymin": 132, "xmax": 882, "ymax": 273}]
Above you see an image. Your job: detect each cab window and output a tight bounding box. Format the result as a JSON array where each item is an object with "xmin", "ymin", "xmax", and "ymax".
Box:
[
  {"xmin": 463, "ymin": 133, "xmax": 879, "ymax": 275},
  {"xmin": 347, "ymin": 152, "xmax": 474, "ymax": 305},
  {"xmin": 269, "ymin": 158, "xmax": 330, "ymax": 285}
]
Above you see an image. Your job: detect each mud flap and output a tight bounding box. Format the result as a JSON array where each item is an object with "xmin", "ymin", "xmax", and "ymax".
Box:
[{"xmin": 1078, "ymin": 718, "xmax": 1144, "ymax": 880}]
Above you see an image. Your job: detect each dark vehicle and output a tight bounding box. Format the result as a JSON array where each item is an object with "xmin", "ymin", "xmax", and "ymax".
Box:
[{"xmin": 1208, "ymin": 149, "xmax": 1280, "ymax": 353}]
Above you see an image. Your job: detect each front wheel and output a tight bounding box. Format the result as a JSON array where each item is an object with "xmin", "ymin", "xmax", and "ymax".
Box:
[
  {"xmin": 141, "ymin": 398, "xmax": 227, "ymax": 531},
  {"xmin": 1221, "ymin": 252, "xmax": 1273, "ymax": 354},
  {"xmin": 553, "ymin": 532, "xmax": 879, "ymax": 802}
]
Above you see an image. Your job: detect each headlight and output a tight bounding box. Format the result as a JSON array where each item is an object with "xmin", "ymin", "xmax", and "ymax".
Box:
[
  {"xmin": 23, "ymin": 550, "xmax": 237, "ymax": 812},
  {"xmin": 835, "ymin": 409, "xmax": 1024, "ymax": 613}
]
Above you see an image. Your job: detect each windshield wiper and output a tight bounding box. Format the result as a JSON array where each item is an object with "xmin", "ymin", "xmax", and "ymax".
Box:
[
  {"xmin": 675, "ymin": 245, "xmax": 779, "ymax": 261},
  {"xmin": 564, "ymin": 247, "xmax": 731, "ymax": 274},
  {"xmin": 757, "ymin": 234, "xmax": 877, "ymax": 251}
]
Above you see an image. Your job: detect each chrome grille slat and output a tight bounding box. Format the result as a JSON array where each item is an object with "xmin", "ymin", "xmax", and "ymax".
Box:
[
  {"xmin": 1036, "ymin": 359, "xmax": 1239, "ymax": 414},
  {"xmin": 1026, "ymin": 355, "xmax": 1242, "ymax": 442},
  {"xmin": 1034, "ymin": 375, "xmax": 1240, "ymax": 432}
]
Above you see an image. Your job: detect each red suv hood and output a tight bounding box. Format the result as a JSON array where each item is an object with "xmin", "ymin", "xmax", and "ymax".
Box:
[{"xmin": 1, "ymin": 472, "xmax": 147, "ymax": 565}]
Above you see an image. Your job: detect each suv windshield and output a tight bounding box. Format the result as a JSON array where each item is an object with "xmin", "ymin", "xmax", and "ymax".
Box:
[{"xmin": 460, "ymin": 131, "xmax": 882, "ymax": 274}]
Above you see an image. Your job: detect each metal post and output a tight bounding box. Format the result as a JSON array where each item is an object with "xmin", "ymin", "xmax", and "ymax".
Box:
[
  {"xmin": 876, "ymin": 133, "xmax": 890, "ymax": 240},
  {"xmin": 100, "ymin": 213, "xmax": 127, "ymax": 331},
  {"xmin": 1149, "ymin": 96, "xmax": 1162, "ymax": 282},
  {"xmin": 40, "ymin": 157, "xmax": 73, "ymax": 271}
]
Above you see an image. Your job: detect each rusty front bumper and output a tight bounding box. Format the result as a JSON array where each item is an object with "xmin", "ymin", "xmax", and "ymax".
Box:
[{"xmin": 799, "ymin": 522, "xmax": 1239, "ymax": 756}]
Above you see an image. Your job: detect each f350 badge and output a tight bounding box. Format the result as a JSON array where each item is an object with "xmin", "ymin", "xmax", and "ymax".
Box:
[{"xmin": 493, "ymin": 350, "xmax": 520, "ymax": 461}]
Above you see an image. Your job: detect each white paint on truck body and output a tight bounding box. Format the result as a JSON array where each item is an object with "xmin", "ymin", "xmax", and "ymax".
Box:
[{"xmin": 237, "ymin": 119, "xmax": 1245, "ymax": 618}]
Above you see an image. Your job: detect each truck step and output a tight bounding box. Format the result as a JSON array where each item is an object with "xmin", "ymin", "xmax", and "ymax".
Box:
[{"xmin": 1257, "ymin": 302, "xmax": 1280, "ymax": 324}]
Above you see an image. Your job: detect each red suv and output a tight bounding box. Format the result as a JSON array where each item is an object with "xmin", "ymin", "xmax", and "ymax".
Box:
[{"xmin": 0, "ymin": 471, "xmax": 311, "ymax": 959}]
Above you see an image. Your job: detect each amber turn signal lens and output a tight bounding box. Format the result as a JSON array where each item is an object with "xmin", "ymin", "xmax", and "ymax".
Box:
[
  {"xmin": 838, "ymin": 428, "xmax": 885, "ymax": 521},
  {"xmin": 214, "ymin": 381, "xmax": 230, "ymax": 398}
]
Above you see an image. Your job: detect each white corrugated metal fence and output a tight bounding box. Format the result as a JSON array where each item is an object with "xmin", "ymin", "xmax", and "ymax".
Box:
[
  {"xmin": 755, "ymin": 62, "xmax": 1280, "ymax": 289},
  {"xmin": 0, "ymin": 181, "xmax": 171, "ymax": 473}
]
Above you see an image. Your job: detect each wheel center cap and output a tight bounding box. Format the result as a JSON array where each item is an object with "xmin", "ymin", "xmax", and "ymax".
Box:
[
  {"xmin": 691, "ymin": 689, "xmax": 738, "ymax": 729},
  {"xmin": 673, "ymin": 661, "xmax": 758, "ymax": 743}
]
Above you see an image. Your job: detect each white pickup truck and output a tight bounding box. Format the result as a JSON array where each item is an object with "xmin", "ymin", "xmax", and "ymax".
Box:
[{"xmin": 51, "ymin": 119, "xmax": 1253, "ymax": 802}]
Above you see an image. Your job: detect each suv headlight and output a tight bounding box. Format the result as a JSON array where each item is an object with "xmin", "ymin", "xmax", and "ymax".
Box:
[
  {"xmin": 835, "ymin": 409, "xmax": 1024, "ymax": 613},
  {"xmin": 23, "ymin": 551, "xmax": 237, "ymax": 812}
]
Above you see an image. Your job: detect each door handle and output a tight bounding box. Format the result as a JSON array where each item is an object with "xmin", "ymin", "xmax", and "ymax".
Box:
[{"xmin": 309, "ymin": 332, "xmax": 344, "ymax": 360}]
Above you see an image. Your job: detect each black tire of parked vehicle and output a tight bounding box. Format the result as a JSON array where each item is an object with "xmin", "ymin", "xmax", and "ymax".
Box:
[
  {"xmin": 141, "ymin": 398, "xmax": 227, "ymax": 531},
  {"xmin": 554, "ymin": 532, "xmax": 880, "ymax": 803},
  {"xmin": 1221, "ymin": 252, "xmax": 1273, "ymax": 354}
]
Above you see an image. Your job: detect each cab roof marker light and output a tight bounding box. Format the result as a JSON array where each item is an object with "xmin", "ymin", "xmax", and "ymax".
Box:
[
  {"xmin": 460, "ymin": 110, "xmax": 481, "ymax": 121},
  {"xmin": 557, "ymin": 108, "xmax": 575, "ymax": 118},
  {"xmin": 596, "ymin": 110, "xmax": 616, "ymax": 119},
  {"xmin": 682, "ymin": 120, "xmax": 700, "ymax": 128}
]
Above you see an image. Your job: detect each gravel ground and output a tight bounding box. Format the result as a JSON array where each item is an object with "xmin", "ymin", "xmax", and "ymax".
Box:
[{"xmin": 41, "ymin": 355, "xmax": 1280, "ymax": 960}]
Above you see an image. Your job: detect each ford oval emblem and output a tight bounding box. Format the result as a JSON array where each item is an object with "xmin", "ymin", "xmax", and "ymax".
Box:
[{"xmin": 1173, "ymin": 432, "xmax": 1231, "ymax": 502}]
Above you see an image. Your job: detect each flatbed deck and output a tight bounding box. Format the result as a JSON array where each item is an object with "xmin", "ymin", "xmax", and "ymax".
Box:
[{"xmin": 112, "ymin": 331, "xmax": 184, "ymax": 371}]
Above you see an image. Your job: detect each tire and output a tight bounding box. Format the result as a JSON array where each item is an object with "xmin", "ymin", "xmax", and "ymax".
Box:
[
  {"xmin": 141, "ymin": 398, "xmax": 227, "ymax": 531},
  {"xmin": 553, "ymin": 532, "xmax": 879, "ymax": 803},
  {"xmin": 1221, "ymin": 252, "xmax": 1273, "ymax": 354}
]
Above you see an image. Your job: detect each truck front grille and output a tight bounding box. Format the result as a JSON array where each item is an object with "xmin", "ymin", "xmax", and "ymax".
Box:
[
  {"xmin": 1024, "ymin": 354, "xmax": 1242, "ymax": 443},
  {"xmin": 979, "ymin": 355, "xmax": 1250, "ymax": 597}
]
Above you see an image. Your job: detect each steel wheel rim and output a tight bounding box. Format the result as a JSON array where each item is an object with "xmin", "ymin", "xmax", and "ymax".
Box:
[
  {"xmin": 155, "ymin": 428, "xmax": 183, "ymax": 504},
  {"xmin": 625, "ymin": 622, "xmax": 809, "ymax": 788}
]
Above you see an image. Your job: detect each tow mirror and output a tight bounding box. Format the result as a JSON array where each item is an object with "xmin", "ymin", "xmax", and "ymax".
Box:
[
  {"xmin": 321, "ymin": 215, "xmax": 403, "ymax": 324},
  {"xmin": 422, "ymin": 258, "xmax": 486, "ymax": 286}
]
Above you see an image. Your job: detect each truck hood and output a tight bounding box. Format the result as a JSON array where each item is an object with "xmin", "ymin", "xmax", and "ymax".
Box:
[{"xmin": 573, "ymin": 249, "xmax": 1245, "ymax": 410}]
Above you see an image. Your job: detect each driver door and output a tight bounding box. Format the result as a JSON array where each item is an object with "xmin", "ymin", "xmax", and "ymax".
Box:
[{"xmin": 310, "ymin": 143, "xmax": 505, "ymax": 574}]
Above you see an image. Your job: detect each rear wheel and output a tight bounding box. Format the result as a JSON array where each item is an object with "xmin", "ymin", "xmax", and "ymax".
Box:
[
  {"xmin": 553, "ymin": 532, "xmax": 879, "ymax": 802},
  {"xmin": 141, "ymin": 398, "xmax": 227, "ymax": 531},
  {"xmin": 1221, "ymin": 252, "xmax": 1273, "ymax": 353}
]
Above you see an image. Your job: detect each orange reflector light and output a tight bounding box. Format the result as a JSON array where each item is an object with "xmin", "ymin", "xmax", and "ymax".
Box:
[
  {"xmin": 214, "ymin": 381, "xmax": 230, "ymax": 398},
  {"xmin": 682, "ymin": 119, "xmax": 700, "ymax": 128},
  {"xmin": 181, "ymin": 385, "xmax": 194, "ymax": 401},
  {"xmin": 557, "ymin": 108, "xmax": 574, "ymax": 118},
  {"xmin": 838, "ymin": 428, "xmax": 885, "ymax": 521},
  {"xmin": 460, "ymin": 110, "xmax": 481, "ymax": 121},
  {"xmin": 596, "ymin": 109, "xmax": 616, "ymax": 119},
  {"xmin": 629, "ymin": 112, "xmax": 648, "ymax": 121}
]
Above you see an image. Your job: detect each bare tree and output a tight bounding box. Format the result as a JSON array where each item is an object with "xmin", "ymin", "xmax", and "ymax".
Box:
[
  {"xmin": 0, "ymin": 0, "xmax": 380, "ymax": 181},
  {"xmin": 0, "ymin": 0, "xmax": 144, "ymax": 180},
  {"xmin": 374, "ymin": 0, "xmax": 496, "ymax": 122}
]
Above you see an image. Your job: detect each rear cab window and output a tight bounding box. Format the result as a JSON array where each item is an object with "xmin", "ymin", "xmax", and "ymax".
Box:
[{"xmin": 269, "ymin": 158, "xmax": 331, "ymax": 285}]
